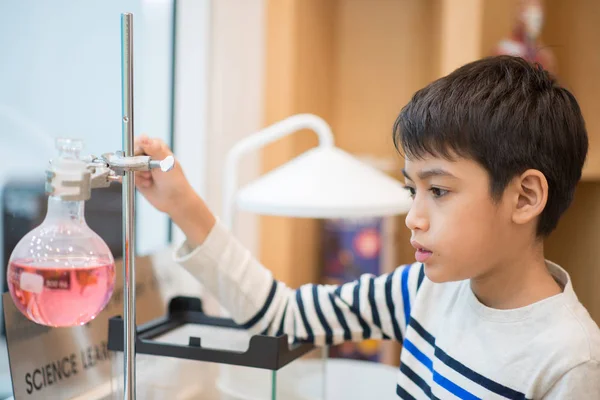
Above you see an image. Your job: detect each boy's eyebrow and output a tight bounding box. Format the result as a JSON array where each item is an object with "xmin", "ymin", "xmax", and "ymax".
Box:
[{"xmin": 402, "ymin": 168, "xmax": 456, "ymax": 180}]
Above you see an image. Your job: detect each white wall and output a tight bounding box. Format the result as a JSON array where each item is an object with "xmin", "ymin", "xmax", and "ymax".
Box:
[
  {"xmin": 172, "ymin": 0, "xmax": 264, "ymax": 254},
  {"xmin": 171, "ymin": 0, "xmax": 211, "ymax": 244},
  {"xmin": 205, "ymin": 0, "xmax": 265, "ymax": 254},
  {"xmin": 0, "ymin": 0, "xmax": 175, "ymax": 258}
]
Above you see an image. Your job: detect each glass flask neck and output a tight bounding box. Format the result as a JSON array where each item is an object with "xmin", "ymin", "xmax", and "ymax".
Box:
[
  {"xmin": 45, "ymin": 196, "xmax": 86, "ymax": 225},
  {"xmin": 56, "ymin": 138, "xmax": 83, "ymax": 160}
]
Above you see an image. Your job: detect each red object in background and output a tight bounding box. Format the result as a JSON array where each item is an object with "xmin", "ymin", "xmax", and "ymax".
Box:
[
  {"xmin": 322, "ymin": 218, "xmax": 385, "ymax": 362},
  {"xmin": 353, "ymin": 228, "xmax": 381, "ymax": 259},
  {"xmin": 493, "ymin": 0, "xmax": 556, "ymax": 74}
]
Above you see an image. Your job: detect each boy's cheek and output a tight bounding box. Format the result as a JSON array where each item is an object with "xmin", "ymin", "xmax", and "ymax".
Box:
[{"xmin": 433, "ymin": 219, "xmax": 492, "ymax": 271}]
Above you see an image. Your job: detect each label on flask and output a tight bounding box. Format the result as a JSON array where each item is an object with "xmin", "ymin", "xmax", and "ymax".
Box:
[
  {"xmin": 44, "ymin": 271, "xmax": 71, "ymax": 290},
  {"xmin": 20, "ymin": 272, "xmax": 43, "ymax": 294}
]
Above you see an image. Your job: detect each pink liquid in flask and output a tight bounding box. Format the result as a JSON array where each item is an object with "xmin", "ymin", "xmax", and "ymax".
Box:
[{"xmin": 7, "ymin": 258, "xmax": 116, "ymax": 327}]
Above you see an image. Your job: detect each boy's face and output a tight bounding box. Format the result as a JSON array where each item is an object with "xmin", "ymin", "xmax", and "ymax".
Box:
[{"xmin": 403, "ymin": 155, "xmax": 515, "ymax": 283}]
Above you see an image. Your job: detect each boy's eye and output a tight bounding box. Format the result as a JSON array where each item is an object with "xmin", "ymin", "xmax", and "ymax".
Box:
[
  {"xmin": 403, "ymin": 185, "xmax": 449, "ymax": 199},
  {"xmin": 429, "ymin": 187, "xmax": 449, "ymax": 198}
]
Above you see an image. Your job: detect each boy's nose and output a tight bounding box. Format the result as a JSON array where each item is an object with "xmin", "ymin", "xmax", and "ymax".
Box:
[{"xmin": 405, "ymin": 202, "xmax": 429, "ymax": 232}]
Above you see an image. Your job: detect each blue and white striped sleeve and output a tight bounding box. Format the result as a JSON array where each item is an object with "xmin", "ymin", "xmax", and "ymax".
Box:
[{"xmin": 174, "ymin": 219, "xmax": 426, "ymax": 346}]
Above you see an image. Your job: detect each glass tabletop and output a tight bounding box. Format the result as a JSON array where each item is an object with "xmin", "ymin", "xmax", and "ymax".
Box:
[{"xmin": 109, "ymin": 323, "xmax": 327, "ymax": 400}]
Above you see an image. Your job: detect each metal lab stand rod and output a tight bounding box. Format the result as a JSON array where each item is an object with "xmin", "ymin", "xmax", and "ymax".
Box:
[{"xmin": 121, "ymin": 12, "xmax": 136, "ymax": 400}]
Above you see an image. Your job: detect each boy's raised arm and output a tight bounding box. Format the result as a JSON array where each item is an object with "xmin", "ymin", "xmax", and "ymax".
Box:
[
  {"xmin": 135, "ymin": 136, "xmax": 426, "ymax": 345},
  {"xmin": 174, "ymin": 217, "xmax": 426, "ymax": 346}
]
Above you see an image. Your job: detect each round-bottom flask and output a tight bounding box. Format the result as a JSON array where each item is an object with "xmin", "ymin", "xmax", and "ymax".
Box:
[{"xmin": 7, "ymin": 139, "xmax": 116, "ymax": 327}]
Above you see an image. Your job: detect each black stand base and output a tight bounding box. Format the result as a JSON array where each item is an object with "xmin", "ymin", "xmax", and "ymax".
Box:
[{"xmin": 107, "ymin": 296, "xmax": 315, "ymax": 370}]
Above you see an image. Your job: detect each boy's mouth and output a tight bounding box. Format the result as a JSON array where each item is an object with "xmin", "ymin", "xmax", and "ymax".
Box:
[
  {"xmin": 415, "ymin": 248, "xmax": 433, "ymax": 263},
  {"xmin": 410, "ymin": 240, "xmax": 433, "ymax": 263}
]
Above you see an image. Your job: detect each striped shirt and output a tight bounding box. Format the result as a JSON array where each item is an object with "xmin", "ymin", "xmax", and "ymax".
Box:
[{"xmin": 175, "ymin": 219, "xmax": 600, "ymax": 399}]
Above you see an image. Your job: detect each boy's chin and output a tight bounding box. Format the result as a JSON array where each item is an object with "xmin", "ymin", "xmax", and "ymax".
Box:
[{"xmin": 423, "ymin": 262, "xmax": 462, "ymax": 284}]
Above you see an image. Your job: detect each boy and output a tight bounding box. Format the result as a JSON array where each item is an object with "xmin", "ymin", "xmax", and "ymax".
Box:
[{"xmin": 135, "ymin": 56, "xmax": 600, "ymax": 399}]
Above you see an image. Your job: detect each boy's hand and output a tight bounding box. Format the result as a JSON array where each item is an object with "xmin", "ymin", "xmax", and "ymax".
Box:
[
  {"xmin": 133, "ymin": 135, "xmax": 216, "ymax": 245},
  {"xmin": 133, "ymin": 135, "xmax": 193, "ymax": 215}
]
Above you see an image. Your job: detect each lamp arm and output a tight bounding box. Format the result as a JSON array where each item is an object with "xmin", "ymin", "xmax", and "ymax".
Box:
[{"xmin": 222, "ymin": 113, "xmax": 334, "ymax": 228}]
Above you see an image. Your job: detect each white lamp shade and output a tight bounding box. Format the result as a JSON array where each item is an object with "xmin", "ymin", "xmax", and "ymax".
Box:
[{"xmin": 236, "ymin": 146, "xmax": 413, "ymax": 218}]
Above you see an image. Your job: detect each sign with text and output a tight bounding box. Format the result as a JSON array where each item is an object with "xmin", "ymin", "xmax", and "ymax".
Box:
[{"xmin": 3, "ymin": 248, "xmax": 204, "ymax": 399}]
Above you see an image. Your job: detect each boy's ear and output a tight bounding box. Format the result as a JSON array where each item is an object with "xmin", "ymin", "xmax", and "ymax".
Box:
[{"xmin": 511, "ymin": 169, "xmax": 548, "ymax": 226}]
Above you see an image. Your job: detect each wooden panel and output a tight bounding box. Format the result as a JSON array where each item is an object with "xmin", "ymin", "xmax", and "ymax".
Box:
[
  {"xmin": 260, "ymin": 0, "xmax": 298, "ymax": 286},
  {"xmin": 543, "ymin": 0, "xmax": 600, "ymax": 180},
  {"xmin": 332, "ymin": 0, "xmax": 439, "ymax": 157},
  {"xmin": 480, "ymin": 0, "xmax": 521, "ymax": 56},
  {"xmin": 545, "ymin": 182, "xmax": 600, "ymax": 324},
  {"xmin": 438, "ymin": 0, "xmax": 484, "ymax": 75},
  {"xmin": 260, "ymin": 0, "xmax": 335, "ymax": 286}
]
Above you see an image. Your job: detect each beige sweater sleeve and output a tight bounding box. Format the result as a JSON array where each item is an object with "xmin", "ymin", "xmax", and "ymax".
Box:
[{"xmin": 172, "ymin": 219, "xmax": 416, "ymax": 346}]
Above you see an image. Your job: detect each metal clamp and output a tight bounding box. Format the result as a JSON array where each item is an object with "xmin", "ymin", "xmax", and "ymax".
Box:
[
  {"xmin": 44, "ymin": 151, "xmax": 174, "ymax": 200},
  {"xmin": 99, "ymin": 151, "xmax": 175, "ymax": 176}
]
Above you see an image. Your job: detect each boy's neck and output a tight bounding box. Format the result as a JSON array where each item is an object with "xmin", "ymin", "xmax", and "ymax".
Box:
[{"xmin": 469, "ymin": 242, "xmax": 563, "ymax": 310}]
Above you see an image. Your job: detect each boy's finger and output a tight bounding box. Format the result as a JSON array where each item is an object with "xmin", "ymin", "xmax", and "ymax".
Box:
[
  {"xmin": 135, "ymin": 177, "xmax": 152, "ymax": 188},
  {"xmin": 135, "ymin": 171, "xmax": 151, "ymax": 179},
  {"xmin": 134, "ymin": 134, "xmax": 149, "ymax": 156},
  {"xmin": 139, "ymin": 137, "xmax": 171, "ymax": 159}
]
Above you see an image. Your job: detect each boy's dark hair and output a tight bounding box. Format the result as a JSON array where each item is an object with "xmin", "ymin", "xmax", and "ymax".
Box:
[{"xmin": 394, "ymin": 55, "xmax": 588, "ymax": 237}]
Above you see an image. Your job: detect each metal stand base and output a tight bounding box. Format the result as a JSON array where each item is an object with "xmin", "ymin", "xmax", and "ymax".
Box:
[{"xmin": 107, "ymin": 297, "xmax": 315, "ymax": 371}]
